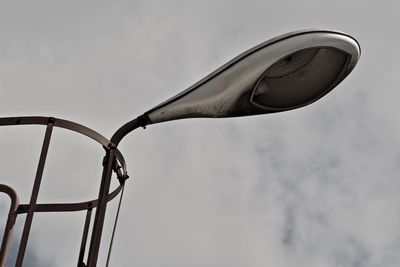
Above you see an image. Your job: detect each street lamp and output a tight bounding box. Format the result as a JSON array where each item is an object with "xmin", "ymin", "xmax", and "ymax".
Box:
[
  {"xmin": 145, "ymin": 30, "xmax": 360, "ymax": 123},
  {"xmin": 111, "ymin": 29, "xmax": 360, "ymax": 145},
  {"xmin": 88, "ymin": 29, "xmax": 360, "ymax": 266},
  {"xmin": 0, "ymin": 29, "xmax": 360, "ymax": 267}
]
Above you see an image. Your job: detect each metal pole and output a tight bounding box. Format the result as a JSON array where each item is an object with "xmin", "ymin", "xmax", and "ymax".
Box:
[
  {"xmin": 86, "ymin": 146, "xmax": 116, "ymax": 267},
  {"xmin": 15, "ymin": 120, "xmax": 54, "ymax": 267},
  {"xmin": 86, "ymin": 117, "xmax": 147, "ymax": 267},
  {"xmin": 77, "ymin": 208, "xmax": 92, "ymax": 267},
  {"xmin": 105, "ymin": 183, "xmax": 125, "ymax": 267}
]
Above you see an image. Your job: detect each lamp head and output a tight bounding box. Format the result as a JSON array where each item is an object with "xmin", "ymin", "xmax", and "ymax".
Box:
[{"xmin": 144, "ymin": 30, "xmax": 361, "ymax": 124}]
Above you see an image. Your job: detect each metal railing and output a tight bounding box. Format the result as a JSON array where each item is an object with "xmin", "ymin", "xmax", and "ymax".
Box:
[{"xmin": 0, "ymin": 116, "xmax": 130, "ymax": 267}]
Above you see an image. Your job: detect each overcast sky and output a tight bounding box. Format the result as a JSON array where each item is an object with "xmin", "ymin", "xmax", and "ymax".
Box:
[{"xmin": 1, "ymin": 1, "xmax": 400, "ymax": 266}]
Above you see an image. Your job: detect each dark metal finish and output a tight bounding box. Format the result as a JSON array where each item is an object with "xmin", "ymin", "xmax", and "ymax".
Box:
[
  {"xmin": 77, "ymin": 208, "xmax": 92, "ymax": 267},
  {"xmin": 110, "ymin": 116, "xmax": 149, "ymax": 146},
  {"xmin": 0, "ymin": 184, "xmax": 19, "ymax": 267},
  {"xmin": 15, "ymin": 121, "xmax": 54, "ymax": 267},
  {"xmin": 0, "ymin": 117, "xmax": 128, "ymax": 178},
  {"xmin": 0, "ymin": 117, "xmax": 109, "ymax": 147},
  {"xmin": 0, "ymin": 116, "xmax": 130, "ymax": 267},
  {"xmin": 105, "ymin": 184, "xmax": 126, "ymax": 267},
  {"xmin": 86, "ymin": 117, "xmax": 144, "ymax": 267},
  {"xmin": 17, "ymin": 185, "xmax": 123, "ymax": 214},
  {"xmin": 86, "ymin": 148, "xmax": 116, "ymax": 267}
]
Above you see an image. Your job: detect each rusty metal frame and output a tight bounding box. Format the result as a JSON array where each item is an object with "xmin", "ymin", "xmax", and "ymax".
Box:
[{"xmin": 0, "ymin": 116, "xmax": 133, "ymax": 267}]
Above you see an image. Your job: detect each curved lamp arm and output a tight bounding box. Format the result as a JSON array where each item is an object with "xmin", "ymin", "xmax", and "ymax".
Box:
[{"xmin": 110, "ymin": 115, "xmax": 151, "ymax": 146}]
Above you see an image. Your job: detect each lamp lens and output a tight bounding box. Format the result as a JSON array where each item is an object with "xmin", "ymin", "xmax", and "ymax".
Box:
[{"xmin": 251, "ymin": 47, "xmax": 349, "ymax": 109}]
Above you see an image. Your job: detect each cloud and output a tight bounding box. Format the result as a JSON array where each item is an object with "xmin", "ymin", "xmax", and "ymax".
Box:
[{"xmin": 1, "ymin": 0, "xmax": 400, "ymax": 266}]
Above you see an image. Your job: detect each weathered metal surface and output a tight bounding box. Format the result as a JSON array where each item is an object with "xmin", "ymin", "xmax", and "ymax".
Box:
[{"xmin": 145, "ymin": 30, "xmax": 360, "ymax": 124}]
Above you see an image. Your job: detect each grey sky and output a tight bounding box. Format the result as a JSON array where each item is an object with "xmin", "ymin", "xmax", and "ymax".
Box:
[{"xmin": 1, "ymin": 0, "xmax": 400, "ymax": 266}]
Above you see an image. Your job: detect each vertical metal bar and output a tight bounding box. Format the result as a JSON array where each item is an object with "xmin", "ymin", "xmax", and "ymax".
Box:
[
  {"xmin": 77, "ymin": 208, "xmax": 92, "ymax": 267},
  {"xmin": 105, "ymin": 183, "xmax": 125, "ymax": 267},
  {"xmin": 15, "ymin": 120, "xmax": 54, "ymax": 267},
  {"xmin": 86, "ymin": 146, "xmax": 116, "ymax": 267},
  {"xmin": 0, "ymin": 184, "xmax": 19, "ymax": 267}
]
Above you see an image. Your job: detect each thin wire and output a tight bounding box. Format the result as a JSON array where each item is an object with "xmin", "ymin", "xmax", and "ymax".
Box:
[{"xmin": 105, "ymin": 183, "xmax": 126, "ymax": 267}]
